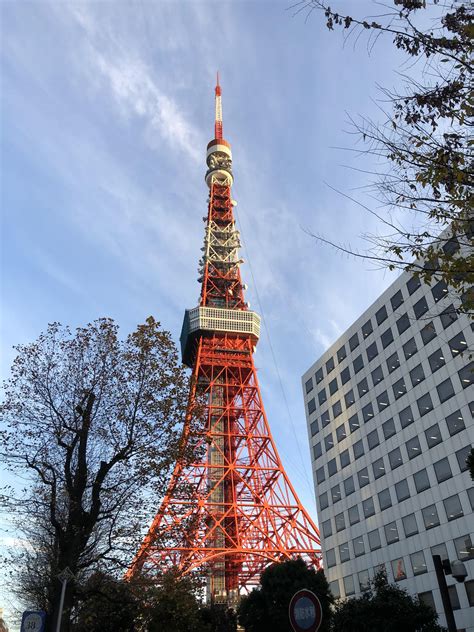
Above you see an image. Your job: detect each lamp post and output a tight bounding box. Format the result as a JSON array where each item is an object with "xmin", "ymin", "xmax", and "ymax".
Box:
[
  {"xmin": 55, "ymin": 567, "xmax": 75, "ymax": 632},
  {"xmin": 432, "ymin": 555, "xmax": 468, "ymax": 632}
]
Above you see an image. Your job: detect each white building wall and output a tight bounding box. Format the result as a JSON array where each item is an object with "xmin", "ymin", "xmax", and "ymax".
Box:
[{"xmin": 302, "ymin": 264, "xmax": 474, "ymax": 631}]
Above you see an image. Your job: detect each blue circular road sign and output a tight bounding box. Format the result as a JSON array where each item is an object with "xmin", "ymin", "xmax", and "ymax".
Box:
[{"xmin": 289, "ymin": 589, "xmax": 323, "ymax": 632}]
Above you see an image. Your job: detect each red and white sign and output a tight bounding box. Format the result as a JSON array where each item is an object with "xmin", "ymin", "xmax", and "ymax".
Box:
[{"xmin": 289, "ymin": 589, "xmax": 323, "ymax": 632}]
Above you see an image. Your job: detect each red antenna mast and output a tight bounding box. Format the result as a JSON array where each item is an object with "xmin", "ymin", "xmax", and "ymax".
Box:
[{"xmin": 214, "ymin": 72, "xmax": 223, "ymax": 139}]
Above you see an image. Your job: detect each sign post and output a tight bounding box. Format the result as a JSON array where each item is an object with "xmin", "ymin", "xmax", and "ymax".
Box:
[{"xmin": 289, "ymin": 589, "xmax": 323, "ymax": 632}]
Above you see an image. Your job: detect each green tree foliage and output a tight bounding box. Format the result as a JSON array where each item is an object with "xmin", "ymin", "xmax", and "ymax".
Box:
[
  {"xmin": 237, "ymin": 558, "xmax": 333, "ymax": 632},
  {"xmin": 297, "ymin": 0, "xmax": 473, "ymax": 313},
  {"xmin": 331, "ymin": 570, "xmax": 443, "ymax": 632}
]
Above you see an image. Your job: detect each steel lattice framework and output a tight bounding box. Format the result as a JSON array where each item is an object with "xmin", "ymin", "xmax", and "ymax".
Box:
[{"xmin": 127, "ymin": 76, "xmax": 321, "ymax": 603}]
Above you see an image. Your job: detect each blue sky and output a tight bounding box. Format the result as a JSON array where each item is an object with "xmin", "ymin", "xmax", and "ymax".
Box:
[{"xmin": 0, "ymin": 0, "xmax": 416, "ymax": 623}]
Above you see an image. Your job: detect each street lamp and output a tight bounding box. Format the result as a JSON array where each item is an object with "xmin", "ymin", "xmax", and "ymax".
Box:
[
  {"xmin": 55, "ymin": 567, "xmax": 75, "ymax": 632},
  {"xmin": 432, "ymin": 555, "xmax": 468, "ymax": 632}
]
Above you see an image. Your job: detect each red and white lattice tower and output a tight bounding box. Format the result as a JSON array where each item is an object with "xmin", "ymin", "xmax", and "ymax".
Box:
[{"xmin": 128, "ymin": 75, "xmax": 321, "ymax": 603}]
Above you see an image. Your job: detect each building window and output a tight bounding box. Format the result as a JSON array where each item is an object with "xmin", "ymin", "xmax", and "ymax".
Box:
[
  {"xmin": 340, "ymin": 449, "xmax": 351, "ymax": 469},
  {"xmin": 348, "ymin": 505, "xmax": 360, "ymax": 525},
  {"xmin": 313, "ymin": 443, "xmax": 322, "ymax": 460},
  {"xmin": 464, "ymin": 580, "xmax": 474, "ymax": 607},
  {"xmin": 349, "ymin": 332, "xmax": 360, "ymax": 351},
  {"xmin": 353, "ymin": 439, "xmax": 365, "ymax": 460},
  {"xmin": 399, "ymin": 405, "xmax": 414, "ymax": 428},
  {"xmin": 315, "ymin": 367, "xmax": 324, "ymax": 384},
  {"xmin": 318, "ymin": 389, "xmax": 327, "ymax": 405},
  {"xmin": 326, "ymin": 356, "xmax": 335, "ymax": 374},
  {"xmin": 413, "ymin": 296, "xmax": 429, "ymax": 319},
  {"xmin": 413, "ymin": 468, "xmax": 430, "ymax": 493},
  {"xmin": 326, "ymin": 548, "xmax": 336, "ymax": 568},
  {"xmin": 328, "ymin": 458, "xmax": 338, "ymax": 476},
  {"xmin": 344, "ymin": 389, "xmax": 355, "ymax": 408},
  {"xmin": 390, "ymin": 290, "xmax": 404, "ymax": 311},
  {"xmin": 329, "ymin": 377, "xmax": 338, "ymax": 395},
  {"xmin": 376, "ymin": 390, "xmax": 390, "ymax": 412},
  {"xmin": 307, "ymin": 398, "xmax": 316, "ymax": 415},
  {"xmin": 418, "ymin": 591, "xmax": 436, "ymax": 611},
  {"xmin": 324, "ymin": 433, "xmax": 334, "ymax": 451},
  {"xmin": 417, "ymin": 392, "xmax": 434, "ymax": 416},
  {"xmin": 448, "ymin": 585, "xmax": 460, "ymax": 611},
  {"xmin": 362, "ymin": 319, "xmax": 373, "ymax": 339},
  {"xmin": 456, "ymin": 445, "xmax": 472, "ymax": 472},
  {"xmin": 410, "ymin": 550, "xmax": 427, "ymax": 576},
  {"xmin": 422, "ymin": 504, "xmax": 440, "ymax": 529},
  {"xmin": 420, "ymin": 321, "xmax": 437, "ymax": 345},
  {"xmin": 431, "ymin": 280, "xmax": 449, "ymax": 303},
  {"xmin": 329, "ymin": 580, "xmax": 340, "ymax": 599},
  {"xmin": 322, "ymin": 519, "xmax": 332, "ymax": 537},
  {"xmin": 339, "ymin": 542, "xmax": 350, "ymax": 562},
  {"xmin": 443, "ymin": 494, "xmax": 464, "ymax": 521},
  {"xmin": 378, "ymin": 488, "xmax": 392, "ymax": 511},
  {"xmin": 382, "ymin": 418, "xmax": 396, "ymax": 439},
  {"xmin": 458, "ymin": 361, "xmax": 474, "ymax": 388},
  {"xmin": 437, "ymin": 377, "xmax": 455, "ymax": 403},
  {"xmin": 343, "ymin": 476, "xmax": 355, "ymax": 496},
  {"xmin": 391, "ymin": 557, "xmax": 407, "ymax": 582},
  {"xmin": 431, "ymin": 542, "xmax": 448, "ymax": 562},
  {"xmin": 381, "ymin": 327, "xmax": 394, "ymax": 349},
  {"xmin": 305, "ymin": 377, "xmax": 313, "ymax": 394},
  {"xmin": 440, "ymin": 304, "xmax": 458, "ymax": 329},
  {"xmin": 359, "ymin": 569, "xmax": 370, "ymax": 592},
  {"xmin": 449, "ymin": 332, "xmax": 467, "ymax": 357},
  {"xmin": 403, "ymin": 336, "xmax": 418, "ymax": 359},
  {"xmin": 341, "ymin": 366, "xmax": 351, "ymax": 385},
  {"xmin": 428, "ymin": 348, "xmax": 446, "ymax": 373},
  {"xmin": 358, "ymin": 467, "xmax": 370, "ymax": 487},
  {"xmin": 454, "ymin": 534, "xmax": 474, "ymax": 560},
  {"xmin": 335, "ymin": 512, "xmax": 345, "ymax": 532},
  {"xmin": 310, "ymin": 420, "xmax": 319, "ymax": 436},
  {"xmin": 443, "ymin": 235, "xmax": 460, "ymax": 255},
  {"xmin": 337, "ymin": 345, "xmax": 347, "ymax": 363},
  {"xmin": 393, "ymin": 377, "xmax": 407, "ymax": 400},
  {"xmin": 367, "ymin": 429, "xmax": 380, "ymax": 450},
  {"xmin": 407, "ymin": 276, "xmax": 421, "ymax": 295},
  {"xmin": 434, "ymin": 457, "xmax": 452, "ymax": 483},
  {"xmin": 353, "ymin": 535, "xmax": 365, "ymax": 557},
  {"xmin": 357, "ymin": 377, "xmax": 369, "ymax": 397},
  {"xmin": 353, "ymin": 354, "xmax": 364, "ymax": 374},
  {"xmin": 388, "ymin": 447, "xmax": 403, "ymax": 470},
  {"xmin": 319, "ymin": 492, "xmax": 329, "ymax": 510},
  {"xmin": 367, "ymin": 341, "xmax": 379, "ymax": 362},
  {"xmin": 321, "ymin": 411, "xmax": 330, "ymax": 428},
  {"xmin": 396, "ymin": 313, "xmax": 410, "ymax": 335},
  {"xmin": 343, "ymin": 575, "xmax": 355, "ymax": 596},
  {"xmin": 363, "ymin": 497, "xmax": 375, "ymax": 518},
  {"xmin": 331, "ymin": 484, "xmax": 342, "ymax": 503},
  {"xmin": 402, "ymin": 513, "xmax": 418, "ymax": 537},
  {"xmin": 385, "ymin": 521, "xmax": 400, "ymax": 544},
  {"xmin": 336, "ymin": 424, "xmax": 347, "ymax": 442},
  {"xmin": 395, "ymin": 479, "xmax": 410, "ymax": 502},
  {"xmin": 425, "ymin": 423, "xmax": 442, "ymax": 448},
  {"xmin": 368, "ymin": 529, "xmax": 381, "ymax": 551},
  {"xmin": 362, "ymin": 402, "xmax": 374, "ymax": 423},
  {"xmin": 332, "ymin": 400, "xmax": 343, "ymax": 418},
  {"xmin": 410, "ymin": 363, "xmax": 425, "ymax": 387},
  {"xmin": 373, "ymin": 457, "xmax": 386, "ymax": 480},
  {"xmin": 406, "ymin": 435, "xmax": 422, "ymax": 460},
  {"xmin": 371, "ymin": 365, "xmax": 384, "ymax": 386},
  {"xmin": 386, "ymin": 351, "xmax": 400, "ymax": 374},
  {"xmin": 349, "ymin": 413, "xmax": 360, "ymax": 433},
  {"xmin": 445, "ymin": 410, "xmax": 465, "ymax": 436},
  {"xmin": 467, "ymin": 488, "xmax": 474, "ymax": 511},
  {"xmin": 316, "ymin": 466, "xmax": 325, "ymax": 484},
  {"xmin": 376, "ymin": 305, "xmax": 388, "ymax": 325}
]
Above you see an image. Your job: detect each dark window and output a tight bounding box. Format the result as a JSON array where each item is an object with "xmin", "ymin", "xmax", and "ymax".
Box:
[
  {"xmin": 307, "ymin": 398, "xmax": 316, "ymax": 415},
  {"xmin": 381, "ymin": 327, "xmax": 394, "ymax": 349},
  {"xmin": 358, "ymin": 467, "xmax": 370, "ymax": 487},
  {"xmin": 328, "ymin": 458, "xmax": 338, "ymax": 476},
  {"xmin": 456, "ymin": 445, "xmax": 472, "ymax": 472},
  {"xmin": 331, "ymin": 484, "xmax": 342, "ymax": 503},
  {"xmin": 326, "ymin": 548, "xmax": 336, "ymax": 568},
  {"xmin": 440, "ymin": 304, "xmax": 457, "ymax": 329},
  {"xmin": 388, "ymin": 447, "xmax": 403, "ymax": 470},
  {"xmin": 348, "ymin": 413, "xmax": 360, "ymax": 433},
  {"xmin": 322, "ymin": 519, "xmax": 332, "ymax": 538},
  {"xmin": 395, "ymin": 479, "xmax": 410, "ymax": 502},
  {"xmin": 337, "ymin": 345, "xmax": 347, "ymax": 363},
  {"xmin": 378, "ymin": 488, "xmax": 392, "ymax": 511},
  {"xmin": 373, "ymin": 457, "xmax": 385, "ymax": 480},
  {"xmin": 391, "ymin": 290, "xmax": 404, "ymax": 311},
  {"xmin": 410, "ymin": 363, "xmax": 425, "ymax": 387},
  {"xmin": 344, "ymin": 476, "xmax": 355, "ymax": 496},
  {"xmin": 384, "ymin": 521, "xmax": 399, "ymax": 544},
  {"xmin": 321, "ymin": 410, "xmax": 330, "ymax": 428},
  {"xmin": 353, "ymin": 535, "xmax": 365, "ymax": 557},
  {"xmin": 425, "ymin": 423, "xmax": 442, "ymax": 448},
  {"xmin": 332, "ymin": 400, "xmax": 343, "ymax": 418},
  {"xmin": 393, "ymin": 377, "xmax": 407, "ymax": 400},
  {"xmin": 320, "ymin": 491, "xmax": 329, "ymax": 510},
  {"xmin": 443, "ymin": 494, "xmax": 463, "ymax": 521},
  {"xmin": 376, "ymin": 305, "xmax": 388, "ymax": 325},
  {"xmin": 310, "ymin": 420, "xmax": 319, "ymax": 436},
  {"xmin": 329, "ymin": 580, "xmax": 340, "ymax": 599},
  {"xmin": 443, "ymin": 235, "xmax": 460, "ymax": 255},
  {"xmin": 376, "ymin": 390, "xmax": 390, "ymax": 412},
  {"xmin": 353, "ymin": 354, "xmax": 364, "ymax": 373},
  {"xmin": 413, "ymin": 468, "xmax": 430, "ymax": 492},
  {"xmin": 399, "ymin": 406, "xmax": 414, "ymax": 429},
  {"xmin": 420, "ymin": 321, "xmax": 437, "ymax": 345},
  {"xmin": 362, "ymin": 319, "xmax": 373, "ymax": 339},
  {"xmin": 340, "ymin": 449, "xmax": 351, "ymax": 469},
  {"xmin": 371, "ymin": 365, "xmax": 384, "ymax": 386},
  {"xmin": 324, "ymin": 434, "xmax": 334, "ymax": 451},
  {"xmin": 349, "ymin": 333, "xmax": 359, "ymax": 351},
  {"xmin": 305, "ymin": 378, "xmax": 313, "ymax": 393},
  {"xmin": 336, "ymin": 424, "xmax": 347, "ymax": 442},
  {"xmin": 419, "ymin": 591, "xmax": 436, "ymax": 611},
  {"xmin": 402, "ymin": 513, "xmax": 418, "ymax": 537},
  {"xmin": 315, "ymin": 368, "xmax": 324, "ymax": 384},
  {"xmin": 407, "ymin": 276, "xmax": 421, "ymax": 295},
  {"xmin": 357, "ymin": 378, "xmax": 369, "ymax": 397},
  {"xmin": 367, "ymin": 429, "xmax": 380, "ymax": 450},
  {"xmin": 411, "ymin": 550, "xmax": 427, "ymax": 575},
  {"xmin": 434, "ymin": 457, "xmax": 452, "ymax": 482},
  {"xmin": 417, "ymin": 393, "xmax": 434, "ymax": 416},
  {"xmin": 458, "ymin": 362, "xmax": 474, "ymax": 388},
  {"xmin": 382, "ymin": 418, "xmax": 396, "ymax": 439},
  {"xmin": 348, "ymin": 505, "xmax": 360, "ymax": 525},
  {"xmin": 344, "ymin": 389, "xmax": 355, "ymax": 408},
  {"xmin": 329, "ymin": 377, "xmax": 338, "ymax": 395},
  {"xmin": 406, "ymin": 435, "xmax": 422, "ymax": 459},
  {"xmin": 362, "ymin": 403, "xmax": 374, "ymax": 423},
  {"xmin": 359, "ymin": 570, "xmax": 370, "ymax": 592},
  {"xmin": 339, "ymin": 542, "xmax": 350, "ymax": 563},
  {"xmin": 428, "ymin": 348, "xmax": 445, "ymax": 373},
  {"xmin": 413, "ymin": 296, "xmax": 429, "ymax": 319},
  {"xmin": 403, "ymin": 336, "xmax": 418, "ymax": 359},
  {"xmin": 386, "ymin": 352, "xmax": 400, "ymax": 374},
  {"xmin": 368, "ymin": 529, "xmax": 381, "ymax": 551},
  {"xmin": 454, "ymin": 534, "xmax": 474, "ymax": 560},
  {"xmin": 431, "ymin": 280, "xmax": 449, "ymax": 303},
  {"xmin": 344, "ymin": 575, "xmax": 355, "ymax": 596},
  {"xmin": 316, "ymin": 466, "xmax": 325, "ymax": 483},
  {"xmin": 363, "ymin": 497, "xmax": 375, "ymax": 518},
  {"xmin": 422, "ymin": 504, "xmax": 440, "ymax": 529},
  {"xmin": 353, "ymin": 439, "xmax": 365, "ymax": 460},
  {"xmin": 313, "ymin": 443, "xmax": 322, "ymax": 460},
  {"xmin": 335, "ymin": 512, "xmax": 345, "ymax": 532},
  {"xmin": 468, "ymin": 488, "xmax": 474, "ymax": 511},
  {"xmin": 341, "ymin": 366, "xmax": 351, "ymax": 385},
  {"xmin": 449, "ymin": 332, "xmax": 467, "ymax": 357},
  {"xmin": 465, "ymin": 580, "xmax": 474, "ymax": 607},
  {"xmin": 446, "ymin": 410, "xmax": 465, "ymax": 436},
  {"xmin": 396, "ymin": 313, "xmax": 410, "ymax": 335},
  {"xmin": 318, "ymin": 389, "xmax": 327, "ymax": 405},
  {"xmin": 431, "ymin": 543, "xmax": 448, "ymax": 562},
  {"xmin": 437, "ymin": 377, "xmax": 455, "ymax": 403},
  {"xmin": 326, "ymin": 356, "xmax": 335, "ymax": 374},
  {"xmin": 448, "ymin": 586, "xmax": 460, "ymax": 611},
  {"xmin": 367, "ymin": 341, "xmax": 378, "ymax": 362}
]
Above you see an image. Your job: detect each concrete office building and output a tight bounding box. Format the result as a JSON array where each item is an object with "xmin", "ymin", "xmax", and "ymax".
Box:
[{"xmin": 302, "ymin": 258, "xmax": 474, "ymax": 630}]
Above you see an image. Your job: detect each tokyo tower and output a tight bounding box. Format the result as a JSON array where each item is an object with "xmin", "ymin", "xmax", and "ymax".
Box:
[{"xmin": 128, "ymin": 76, "xmax": 321, "ymax": 603}]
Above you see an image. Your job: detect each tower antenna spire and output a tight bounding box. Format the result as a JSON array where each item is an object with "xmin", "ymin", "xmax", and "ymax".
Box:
[{"xmin": 214, "ymin": 71, "xmax": 223, "ymax": 139}]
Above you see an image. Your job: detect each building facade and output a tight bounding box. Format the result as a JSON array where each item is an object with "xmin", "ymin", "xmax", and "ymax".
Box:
[{"xmin": 302, "ymin": 264, "xmax": 474, "ymax": 630}]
